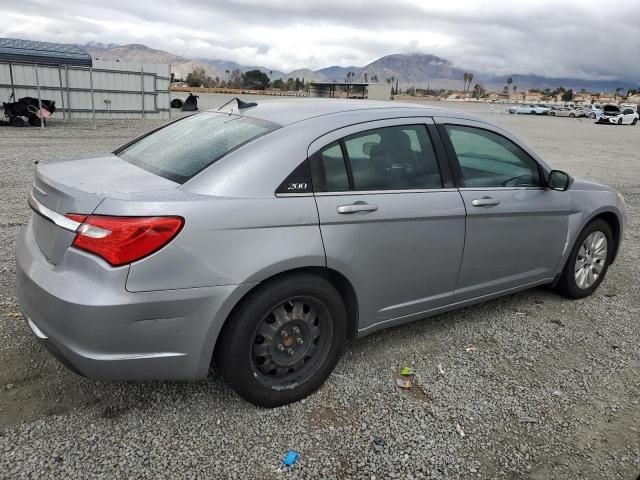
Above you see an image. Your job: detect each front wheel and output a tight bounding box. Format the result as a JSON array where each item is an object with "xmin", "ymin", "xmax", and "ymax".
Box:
[
  {"xmin": 617, "ymin": 118, "xmax": 623, "ymax": 125},
  {"xmin": 555, "ymin": 219, "xmax": 613, "ymax": 298},
  {"xmin": 589, "ymin": 112, "xmax": 596, "ymax": 119},
  {"xmin": 632, "ymin": 118, "xmax": 638, "ymax": 125},
  {"xmin": 569, "ymin": 113, "xmax": 575, "ymax": 118},
  {"xmin": 549, "ymin": 111, "xmax": 556, "ymax": 116},
  {"xmin": 216, "ymin": 273, "xmax": 347, "ymax": 407}
]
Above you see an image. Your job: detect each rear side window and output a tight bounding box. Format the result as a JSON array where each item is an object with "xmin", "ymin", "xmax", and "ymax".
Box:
[
  {"xmin": 118, "ymin": 113, "xmax": 279, "ymax": 183},
  {"xmin": 310, "ymin": 125, "xmax": 442, "ymax": 192}
]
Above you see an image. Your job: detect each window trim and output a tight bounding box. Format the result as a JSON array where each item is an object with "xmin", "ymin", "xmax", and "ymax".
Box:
[
  {"xmin": 437, "ymin": 122, "xmax": 546, "ymax": 190},
  {"xmin": 310, "ymin": 122, "xmax": 447, "ymax": 194}
]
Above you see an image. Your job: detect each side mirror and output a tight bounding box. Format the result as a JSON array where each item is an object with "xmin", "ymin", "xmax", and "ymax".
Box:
[{"xmin": 548, "ymin": 170, "xmax": 572, "ymax": 191}]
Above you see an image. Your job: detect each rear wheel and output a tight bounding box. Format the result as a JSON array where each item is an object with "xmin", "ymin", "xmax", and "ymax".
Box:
[
  {"xmin": 633, "ymin": 118, "xmax": 638, "ymax": 125},
  {"xmin": 216, "ymin": 273, "xmax": 347, "ymax": 407},
  {"xmin": 569, "ymin": 113, "xmax": 575, "ymax": 118},
  {"xmin": 549, "ymin": 111, "xmax": 556, "ymax": 116},
  {"xmin": 555, "ymin": 219, "xmax": 613, "ymax": 299},
  {"xmin": 170, "ymin": 99, "xmax": 183, "ymax": 108}
]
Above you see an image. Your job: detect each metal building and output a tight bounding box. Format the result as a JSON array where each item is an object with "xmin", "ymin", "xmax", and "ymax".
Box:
[
  {"xmin": 0, "ymin": 37, "xmax": 171, "ymax": 123},
  {"xmin": 309, "ymin": 82, "xmax": 392, "ymax": 101}
]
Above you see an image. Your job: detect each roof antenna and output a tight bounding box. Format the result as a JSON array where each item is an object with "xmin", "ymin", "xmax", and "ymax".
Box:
[{"xmin": 218, "ymin": 97, "xmax": 258, "ymax": 111}]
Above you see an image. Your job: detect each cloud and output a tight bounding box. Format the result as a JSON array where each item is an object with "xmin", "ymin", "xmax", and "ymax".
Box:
[{"xmin": 1, "ymin": 0, "xmax": 639, "ymax": 80}]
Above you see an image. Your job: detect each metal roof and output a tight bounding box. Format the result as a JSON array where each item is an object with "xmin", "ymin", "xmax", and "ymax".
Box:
[{"xmin": 0, "ymin": 38, "xmax": 92, "ymax": 66}]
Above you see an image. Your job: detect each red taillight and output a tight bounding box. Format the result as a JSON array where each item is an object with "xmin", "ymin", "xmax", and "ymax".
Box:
[{"xmin": 65, "ymin": 215, "xmax": 184, "ymax": 267}]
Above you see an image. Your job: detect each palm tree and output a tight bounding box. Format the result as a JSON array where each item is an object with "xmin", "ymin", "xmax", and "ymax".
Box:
[
  {"xmin": 513, "ymin": 85, "xmax": 518, "ymax": 93},
  {"xmin": 364, "ymin": 73, "xmax": 368, "ymax": 83},
  {"xmin": 463, "ymin": 73, "xmax": 469, "ymax": 92},
  {"xmin": 507, "ymin": 77, "xmax": 513, "ymax": 93},
  {"xmin": 468, "ymin": 73, "xmax": 474, "ymax": 93}
]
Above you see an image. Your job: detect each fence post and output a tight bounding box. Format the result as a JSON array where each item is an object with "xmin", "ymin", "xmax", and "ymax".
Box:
[
  {"xmin": 168, "ymin": 64, "xmax": 171, "ymax": 120},
  {"xmin": 141, "ymin": 67, "xmax": 145, "ymax": 119},
  {"xmin": 64, "ymin": 66, "xmax": 71, "ymax": 119},
  {"xmin": 89, "ymin": 67, "xmax": 96, "ymax": 129},
  {"xmin": 57, "ymin": 65, "xmax": 66, "ymax": 121},
  {"xmin": 34, "ymin": 64, "xmax": 44, "ymax": 130}
]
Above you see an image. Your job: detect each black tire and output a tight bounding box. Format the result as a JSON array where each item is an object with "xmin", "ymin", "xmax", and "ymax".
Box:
[
  {"xmin": 633, "ymin": 118, "xmax": 638, "ymax": 125},
  {"xmin": 9, "ymin": 116, "xmax": 25, "ymax": 127},
  {"xmin": 589, "ymin": 112, "xmax": 596, "ymax": 119},
  {"xmin": 216, "ymin": 273, "xmax": 347, "ymax": 407},
  {"xmin": 569, "ymin": 113, "xmax": 575, "ymax": 118},
  {"xmin": 549, "ymin": 111, "xmax": 555, "ymax": 116},
  {"xmin": 617, "ymin": 118, "xmax": 622, "ymax": 125},
  {"xmin": 555, "ymin": 219, "xmax": 613, "ymax": 299},
  {"xmin": 28, "ymin": 116, "xmax": 44, "ymax": 127},
  {"xmin": 171, "ymin": 99, "xmax": 183, "ymax": 108}
]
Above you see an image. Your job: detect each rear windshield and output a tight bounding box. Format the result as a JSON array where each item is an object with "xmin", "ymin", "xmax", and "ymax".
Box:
[{"xmin": 117, "ymin": 112, "xmax": 279, "ymax": 183}]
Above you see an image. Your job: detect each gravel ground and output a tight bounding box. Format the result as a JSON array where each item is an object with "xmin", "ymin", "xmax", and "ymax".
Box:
[{"xmin": 0, "ymin": 97, "xmax": 639, "ymax": 479}]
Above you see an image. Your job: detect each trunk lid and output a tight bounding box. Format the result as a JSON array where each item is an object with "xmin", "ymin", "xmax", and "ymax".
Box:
[{"xmin": 31, "ymin": 154, "xmax": 179, "ymax": 264}]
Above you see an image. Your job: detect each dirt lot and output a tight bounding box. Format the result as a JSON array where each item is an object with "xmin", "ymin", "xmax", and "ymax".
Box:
[{"xmin": 0, "ymin": 97, "xmax": 639, "ymax": 479}]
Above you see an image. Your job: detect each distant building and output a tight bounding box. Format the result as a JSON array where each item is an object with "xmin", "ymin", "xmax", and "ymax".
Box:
[
  {"xmin": 572, "ymin": 92, "xmax": 593, "ymax": 103},
  {"xmin": 626, "ymin": 93, "xmax": 640, "ymax": 103},
  {"xmin": 309, "ymin": 82, "xmax": 391, "ymax": 101},
  {"xmin": 524, "ymin": 92, "xmax": 543, "ymax": 102}
]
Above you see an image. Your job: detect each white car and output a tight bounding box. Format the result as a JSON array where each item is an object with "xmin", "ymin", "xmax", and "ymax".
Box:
[
  {"xmin": 508, "ymin": 104, "xmax": 551, "ymax": 115},
  {"xmin": 170, "ymin": 95, "xmax": 186, "ymax": 108},
  {"xmin": 596, "ymin": 105, "xmax": 639, "ymax": 125},
  {"xmin": 583, "ymin": 104, "xmax": 603, "ymax": 119},
  {"xmin": 548, "ymin": 107, "xmax": 583, "ymax": 118}
]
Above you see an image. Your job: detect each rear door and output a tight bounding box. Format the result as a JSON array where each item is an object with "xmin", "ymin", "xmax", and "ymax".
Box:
[
  {"xmin": 309, "ymin": 118, "xmax": 466, "ymax": 331},
  {"xmin": 437, "ymin": 119, "xmax": 570, "ymax": 299}
]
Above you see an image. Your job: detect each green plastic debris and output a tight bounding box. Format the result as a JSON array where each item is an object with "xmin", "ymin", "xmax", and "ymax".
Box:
[{"xmin": 400, "ymin": 366, "xmax": 414, "ymax": 376}]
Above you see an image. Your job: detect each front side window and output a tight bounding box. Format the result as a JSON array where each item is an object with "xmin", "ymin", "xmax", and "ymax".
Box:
[
  {"xmin": 118, "ymin": 112, "xmax": 279, "ymax": 183},
  {"xmin": 445, "ymin": 125, "xmax": 541, "ymax": 188}
]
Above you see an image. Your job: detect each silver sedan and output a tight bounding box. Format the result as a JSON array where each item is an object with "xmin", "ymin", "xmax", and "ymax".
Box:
[{"xmin": 16, "ymin": 99, "xmax": 626, "ymax": 406}]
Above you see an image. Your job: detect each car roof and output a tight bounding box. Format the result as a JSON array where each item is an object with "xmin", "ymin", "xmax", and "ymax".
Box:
[{"xmin": 208, "ymin": 98, "xmax": 481, "ymax": 126}]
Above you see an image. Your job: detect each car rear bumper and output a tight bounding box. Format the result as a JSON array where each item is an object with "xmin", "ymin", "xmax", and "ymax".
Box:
[{"xmin": 16, "ymin": 220, "xmax": 253, "ymax": 381}]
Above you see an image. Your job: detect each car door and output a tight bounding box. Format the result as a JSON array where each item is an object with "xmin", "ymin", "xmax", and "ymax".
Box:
[
  {"xmin": 622, "ymin": 108, "xmax": 635, "ymax": 124},
  {"xmin": 437, "ymin": 119, "xmax": 571, "ymax": 299},
  {"xmin": 309, "ymin": 118, "xmax": 466, "ymax": 332}
]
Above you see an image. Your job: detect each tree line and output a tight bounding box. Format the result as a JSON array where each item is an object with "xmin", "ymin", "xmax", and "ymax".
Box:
[{"xmin": 178, "ymin": 67, "xmax": 310, "ymax": 91}]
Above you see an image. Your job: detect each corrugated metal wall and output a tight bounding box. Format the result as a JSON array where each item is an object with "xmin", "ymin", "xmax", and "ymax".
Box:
[{"xmin": 0, "ymin": 60, "xmax": 170, "ymax": 120}]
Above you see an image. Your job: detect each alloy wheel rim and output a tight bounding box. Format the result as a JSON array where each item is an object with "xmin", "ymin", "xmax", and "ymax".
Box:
[
  {"xmin": 574, "ymin": 231, "xmax": 607, "ymax": 289},
  {"xmin": 251, "ymin": 296, "xmax": 333, "ymax": 389}
]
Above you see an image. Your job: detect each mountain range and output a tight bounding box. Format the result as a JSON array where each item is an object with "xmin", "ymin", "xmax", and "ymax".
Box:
[{"xmin": 82, "ymin": 43, "xmax": 637, "ymax": 92}]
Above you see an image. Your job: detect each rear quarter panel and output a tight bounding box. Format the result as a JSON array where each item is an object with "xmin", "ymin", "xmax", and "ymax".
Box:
[{"xmin": 95, "ymin": 194, "xmax": 325, "ymax": 292}]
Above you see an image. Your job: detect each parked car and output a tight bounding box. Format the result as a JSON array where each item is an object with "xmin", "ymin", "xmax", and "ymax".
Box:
[
  {"xmin": 508, "ymin": 104, "xmax": 551, "ymax": 115},
  {"xmin": 596, "ymin": 104, "xmax": 639, "ymax": 125},
  {"xmin": 17, "ymin": 99, "xmax": 626, "ymax": 407},
  {"xmin": 583, "ymin": 104, "xmax": 603, "ymax": 119},
  {"xmin": 548, "ymin": 106, "xmax": 583, "ymax": 118},
  {"xmin": 170, "ymin": 94, "xmax": 186, "ymax": 108}
]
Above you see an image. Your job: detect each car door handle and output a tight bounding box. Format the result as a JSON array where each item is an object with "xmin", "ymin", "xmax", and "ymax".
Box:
[
  {"xmin": 471, "ymin": 197, "xmax": 500, "ymax": 207},
  {"xmin": 337, "ymin": 203, "xmax": 378, "ymax": 214}
]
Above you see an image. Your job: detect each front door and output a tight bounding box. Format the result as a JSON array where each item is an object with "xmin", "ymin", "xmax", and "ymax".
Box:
[
  {"xmin": 440, "ymin": 122, "xmax": 570, "ymax": 299},
  {"xmin": 309, "ymin": 119, "xmax": 466, "ymax": 332}
]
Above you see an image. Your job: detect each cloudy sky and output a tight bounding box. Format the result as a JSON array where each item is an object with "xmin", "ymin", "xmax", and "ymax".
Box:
[{"xmin": 1, "ymin": 0, "xmax": 639, "ymax": 80}]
